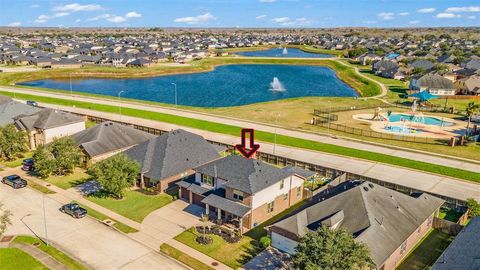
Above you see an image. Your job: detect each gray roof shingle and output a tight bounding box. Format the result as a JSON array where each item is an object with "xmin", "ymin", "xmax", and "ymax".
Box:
[
  {"xmin": 270, "ymin": 181, "xmax": 444, "ymax": 267},
  {"xmin": 124, "ymin": 129, "xmax": 221, "ymax": 182},
  {"xmin": 0, "ymin": 100, "xmax": 42, "ymax": 126},
  {"xmin": 72, "ymin": 122, "xmax": 155, "ymax": 158},
  {"xmin": 15, "ymin": 108, "xmax": 84, "ymax": 131},
  {"xmin": 201, "ymin": 194, "xmax": 251, "ymax": 217}
]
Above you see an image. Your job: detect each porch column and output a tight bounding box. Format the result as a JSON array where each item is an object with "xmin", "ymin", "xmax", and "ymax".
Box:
[
  {"xmin": 239, "ymin": 217, "xmax": 243, "ymax": 234},
  {"xmin": 140, "ymin": 174, "xmax": 145, "ymax": 189},
  {"xmin": 205, "ymin": 204, "xmax": 209, "ymax": 215},
  {"xmin": 189, "ymin": 191, "xmax": 193, "ymax": 204},
  {"xmin": 217, "ymin": 208, "xmax": 221, "ymax": 220},
  {"xmin": 178, "ymin": 187, "xmax": 182, "ymax": 200}
]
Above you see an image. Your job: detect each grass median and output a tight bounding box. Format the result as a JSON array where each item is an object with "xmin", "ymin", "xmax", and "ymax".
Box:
[
  {"xmin": 160, "ymin": 243, "xmax": 215, "ymax": 270},
  {"xmin": 1, "ymin": 90, "xmax": 479, "ymax": 184},
  {"xmin": 0, "ymin": 248, "xmax": 48, "ymax": 270}
]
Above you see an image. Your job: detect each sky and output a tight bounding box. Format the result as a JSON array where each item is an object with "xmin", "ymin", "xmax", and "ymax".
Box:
[{"xmin": 0, "ymin": 0, "xmax": 479, "ymax": 28}]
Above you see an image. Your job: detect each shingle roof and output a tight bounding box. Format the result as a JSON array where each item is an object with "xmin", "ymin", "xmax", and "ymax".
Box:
[
  {"xmin": 124, "ymin": 129, "xmax": 220, "ymax": 182},
  {"xmin": 270, "ymin": 181, "xmax": 444, "ymax": 267},
  {"xmin": 418, "ymin": 74, "xmax": 455, "ymax": 89},
  {"xmin": 72, "ymin": 122, "xmax": 155, "ymax": 158},
  {"xmin": 431, "ymin": 217, "xmax": 480, "ymax": 270},
  {"xmin": 196, "ymin": 155, "xmax": 293, "ymax": 194},
  {"xmin": 0, "ymin": 100, "xmax": 41, "ymax": 126},
  {"xmin": 201, "ymin": 194, "xmax": 251, "ymax": 217},
  {"xmin": 15, "ymin": 108, "xmax": 84, "ymax": 131}
]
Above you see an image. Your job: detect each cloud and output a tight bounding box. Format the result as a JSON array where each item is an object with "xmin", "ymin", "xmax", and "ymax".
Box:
[
  {"xmin": 409, "ymin": 20, "xmax": 420, "ymax": 24},
  {"xmin": 107, "ymin": 16, "xmax": 127, "ymax": 23},
  {"xmin": 34, "ymin": 12, "xmax": 70, "ymax": 23},
  {"xmin": 87, "ymin": 14, "xmax": 111, "ymax": 21},
  {"xmin": 445, "ymin": 6, "xmax": 480, "ymax": 13},
  {"xmin": 467, "ymin": 15, "xmax": 477, "ymax": 19},
  {"xmin": 436, "ymin": 13, "xmax": 462, "ymax": 18},
  {"xmin": 8, "ymin": 22, "xmax": 21, "ymax": 27},
  {"xmin": 417, "ymin": 8, "xmax": 436, "ymax": 13},
  {"xmin": 30, "ymin": 4, "xmax": 40, "ymax": 8},
  {"xmin": 125, "ymin": 11, "xmax": 142, "ymax": 18},
  {"xmin": 53, "ymin": 3, "xmax": 103, "ymax": 12},
  {"xmin": 256, "ymin": 15, "xmax": 267, "ymax": 19},
  {"xmin": 259, "ymin": 0, "xmax": 277, "ymax": 2},
  {"xmin": 398, "ymin": 12, "xmax": 409, "ymax": 16},
  {"xmin": 174, "ymin": 13, "xmax": 216, "ymax": 24},
  {"xmin": 271, "ymin": 17, "xmax": 313, "ymax": 26},
  {"xmin": 378, "ymin": 12, "xmax": 394, "ymax": 20},
  {"xmin": 363, "ymin": 20, "xmax": 378, "ymax": 24}
]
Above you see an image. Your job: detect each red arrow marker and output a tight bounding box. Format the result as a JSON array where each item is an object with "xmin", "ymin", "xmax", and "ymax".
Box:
[{"xmin": 235, "ymin": 129, "xmax": 260, "ymax": 159}]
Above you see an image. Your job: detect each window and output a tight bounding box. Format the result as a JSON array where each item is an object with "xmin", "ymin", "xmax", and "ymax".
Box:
[
  {"xmin": 267, "ymin": 201, "xmax": 275, "ymax": 213},
  {"xmin": 280, "ymin": 180, "xmax": 284, "ymax": 189},
  {"xmin": 296, "ymin": 186, "xmax": 302, "ymax": 197},
  {"xmin": 282, "ymin": 193, "xmax": 288, "ymax": 200},
  {"xmin": 201, "ymin": 174, "xmax": 213, "ymax": 186},
  {"xmin": 233, "ymin": 190, "xmax": 244, "ymax": 201},
  {"xmin": 400, "ymin": 241, "xmax": 407, "ymax": 255}
]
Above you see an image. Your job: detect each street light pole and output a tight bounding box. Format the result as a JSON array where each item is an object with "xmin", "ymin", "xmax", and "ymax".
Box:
[
  {"xmin": 273, "ymin": 113, "xmax": 279, "ymax": 155},
  {"xmin": 171, "ymin": 83, "xmax": 177, "ymax": 106},
  {"xmin": 69, "ymin": 73, "xmax": 73, "ymax": 97},
  {"xmin": 118, "ymin": 90, "xmax": 125, "ymax": 121},
  {"xmin": 42, "ymin": 194, "xmax": 49, "ymax": 246}
]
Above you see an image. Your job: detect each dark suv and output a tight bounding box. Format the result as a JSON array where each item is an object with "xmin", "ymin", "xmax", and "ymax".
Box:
[
  {"xmin": 60, "ymin": 203, "xmax": 87, "ymax": 219},
  {"xmin": 22, "ymin": 158, "xmax": 35, "ymax": 172},
  {"xmin": 2, "ymin": 175, "xmax": 27, "ymax": 189},
  {"xmin": 26, "ymin": 100, "xmax": 38, "ymax": 107}
]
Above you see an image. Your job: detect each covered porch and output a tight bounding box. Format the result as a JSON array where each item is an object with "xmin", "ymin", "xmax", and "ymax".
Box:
[{"xmin": 201, "ymin": 194, "xmax": 252, "ymax": 235}]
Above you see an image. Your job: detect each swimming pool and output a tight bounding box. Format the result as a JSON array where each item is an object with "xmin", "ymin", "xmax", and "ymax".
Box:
[{"xmin": 388, "ymin": 114, "xmax": 454, "ymax": 127}]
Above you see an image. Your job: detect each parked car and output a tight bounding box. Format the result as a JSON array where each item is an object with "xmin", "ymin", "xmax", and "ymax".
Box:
[
  {"xmin": 2, "ymin": 175, "xmax": 27, "ymax": 189},
  {"xmin": 60, "ymin": 203, "xmax": 87, "ymax": 219},
  {"xmin": 22, "ymin": 158, "xmax": 35, "ymax": 172},
  {"xmin": 26, "ymin": 100, "xmax": 38, "ymax": 107}
]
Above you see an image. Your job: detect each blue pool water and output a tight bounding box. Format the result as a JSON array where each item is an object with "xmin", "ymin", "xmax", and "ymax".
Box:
[
  {"xmin": 388, "ymin": 113, "xmax": 454, "ymax": 127},
  {"xmin": 236, "ymin": 48, "xmax": 333, "ymax": 58},
  {"xmin": 384, "ymin": 126, "xmax": 422, "ymax": 134},
  {"xmin": 19, "ymin": 64, "xmax": 357, "ymax": 107}
]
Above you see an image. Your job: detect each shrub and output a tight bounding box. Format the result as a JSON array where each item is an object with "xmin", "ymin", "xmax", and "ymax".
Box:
[{"xmin": 260, "ymin": 236, "xmax": 271, "ymax": 249}]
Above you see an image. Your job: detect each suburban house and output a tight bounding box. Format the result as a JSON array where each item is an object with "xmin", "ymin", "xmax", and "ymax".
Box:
[
  {"xmin": 410, "ymin": 59, "xmax": 435, "ymax": 71},
  {"xmin": 177, "ymin": 155, "xmax": 316, "ymax": 234},
  {"xmin": 455, "ymin": 75, "xmax": 480, "ymax": 96},
  {"xmin": 372, "ymin": 60, "xmax": 401, "ymax": 79},
  {"xmin": 431, "ymin": 217, "xmax": 480, "ymax": 270},
  {"xmin": 410, "ymin": 74, "xmax": 456, "ymax": 95},
  {"xmin": 267, "ymin": 181, "xmax": 444, "ymax": 270},
  {"xmin": 14, "ymin": 108, "xmax": 86, "ymax": 149},
  {"xmin": 0, "ymin": 99, "xmax": 42, "ymax": 127},
  {"xmin": 124, "ymin": 129, "xmax": 224, "ymax": 192},
  {"xmin": 72, "ymin": 121, "xmax": 155, "ymax": 166}
]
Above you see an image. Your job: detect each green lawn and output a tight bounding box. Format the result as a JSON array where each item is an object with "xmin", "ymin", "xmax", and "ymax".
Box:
[
  {"xmin": 85, "ymin": 120, "xmax": 97, "ymax": 128},
  {"xmin": 160, "ymin": 243, "xmax": 215, "ymax": 270},
  {"xmin": 86, "ymin": 190, "xmax": 173, "ymax": 222},
  {"xmin": 72, "ymin": 201, "xmax": 138, "ymax": 233},
  {"xmin": 1, "ymin": 90, "xmax": 479, "ymax": 184},
  {"xmin": 299, "ymin": 45, "xmax": 345, "ymax": 56},
  {"xmin": 27, "ymin": 180, "xmax": 56, "ymax": 194},
  {"xmin": 396, "ymin": 230, "xmax": 454, "ymax": 270},
  {"xmin": 439, "ymin": 208, "xmax": 463, "ymax": 223},
  {"xmin": 175, "ymin": 228, "xmax": 257, "ymax": 269},
  {"xmin": 0, "ymin": 152, "xmax": 33, "ymax": 168},
  {"xmin": 43, "ymin": 168, "xmax": 92, "ymax": 189},
  {"xmin": 14, "ymin": 235, "xmax": 88, "ymax": 270},
  {"xmin": 0, "ymin": 248, "xmax": 49, "ymax": 270}
]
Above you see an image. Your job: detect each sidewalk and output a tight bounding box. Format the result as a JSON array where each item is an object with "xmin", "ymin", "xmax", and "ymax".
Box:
[{"xmin": 9, "ymin": 241, "xmax": 68, "ymax": 270}]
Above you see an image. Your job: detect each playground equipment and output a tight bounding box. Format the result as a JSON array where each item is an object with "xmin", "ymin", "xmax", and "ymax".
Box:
[{"xmin": 372, "ymin": 107, "xmax": 388, "ymax": 121}]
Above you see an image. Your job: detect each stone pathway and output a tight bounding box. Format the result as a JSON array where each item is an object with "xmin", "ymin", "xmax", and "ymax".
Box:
[{"xmin": 9, "ymin": 241, "xmax": 68, "ymax": 270}]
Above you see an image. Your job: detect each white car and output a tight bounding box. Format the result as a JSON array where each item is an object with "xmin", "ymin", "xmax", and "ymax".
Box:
[{"xmin": 472, "ymin": 115, "xmax": 480, "ymax": 123}]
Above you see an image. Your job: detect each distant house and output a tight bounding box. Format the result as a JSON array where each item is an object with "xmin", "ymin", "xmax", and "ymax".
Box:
[
  {"xmin": 372, "ymin": 60, "xmax": 401, "ymax": 79},
  {"xmin": 455, "ymin": 75, "xmax": 480, "ymax": 96},
  {"xmin": 359, "ymin": 53, "xmax": 381, "ymax": 65},
  {"xmin": 0, "ymin": 100, "xmax": 41, "ymax": 127},
  {"xmin": 431, "ymin": 217, "xmax": 480, "ymax": 270},
  {"xmin": 177, "ymin": 155, "xmax": 315, "ymax": 234},
  {"xmin": 410, "ymin": 74, "xmax": 456, "ymax": 96},
  {"xmin": 51, "ymin": 58, "xmax": 82, "ymax": 69},
  {"xmin": 126, "ymin": 58, "xmax": 153, "ymax": 67},
  {"xmin": 72, "ymin": 121, "xmax": 155, "ymax": 166},
  {"xmin": 410, "ymin": 59, "xmax": 435, "ymax": 71},
  {"xmin": 124, "ymin": 129, "xmax": 223, "ymax": 192},
  {"xmin": 437, "ymin": 54, "xmax": 455, "ymax": 64},
  {"xmin": 14, "ymin": 108, "xmax": 86, "ymax": 149},
  {"xmin": 268, "ymin": 181, "xmax": 444, "ymax": 270},
  {"xmin": 461, "ymin": 59, "xmax": 480, "ymax": 71}
]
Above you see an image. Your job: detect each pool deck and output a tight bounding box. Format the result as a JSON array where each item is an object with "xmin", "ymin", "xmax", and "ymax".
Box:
[
  {"xmin": 25, "ymin": 100, "xmax": 480, "ymax": 203},
  {"xmin": 353, "ymin": 113, "xmax": 466, "ymax": 139}
]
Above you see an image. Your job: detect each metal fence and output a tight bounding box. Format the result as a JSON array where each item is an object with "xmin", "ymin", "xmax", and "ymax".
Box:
[{"xmin": 313, "ymin": 120, "xmax": 451, "ymax": 145}]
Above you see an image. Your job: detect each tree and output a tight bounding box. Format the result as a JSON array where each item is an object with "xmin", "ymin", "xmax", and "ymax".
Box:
[
  {"xmin": 32, "ymin": 137, "xmax": 81, "ymax": 178},
  {"xmin": 0, "ymin": 202, "xmax": 12, "ymax": 238},
  {"xmin": 411, "ymin": 67, "xmax": 426, "ymax": 75},
  {"xmin": 49, "ymin": 137, "xmax": 81, "ymax": 175},
  {"xmin": 88, "ymin": 154, "xmax": 140, "ymax": 199},
  {"xmin": 294, "ymin": 226, "xmax": 373, "ymax": 270},
  {"xmin": 466, "ymin": 198, "xmax": 480, "ymax": 218},
  {"xmin": 0, "ymin": 124, "xmax": 28, "ymax": 161},
  {"xmin": 33, "ymin": 144, "xmax": 56, "ymax": 178},
  {"xmin": 464, "ymin": 102, "xmax": 480, "ymax": 136}
]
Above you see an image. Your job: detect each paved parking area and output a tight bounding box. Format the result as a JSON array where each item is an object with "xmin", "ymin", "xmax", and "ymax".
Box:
[
  {"xmin": 1, "ymin": 184, "xmax": 187, "ymax": 270},
  {"xmin": 130, "ymin": 200, "xmax": 204, "ymax": 249},
  {"xmin": 243, "ymin": 248, "xmax": 292, "ymax": 270}
]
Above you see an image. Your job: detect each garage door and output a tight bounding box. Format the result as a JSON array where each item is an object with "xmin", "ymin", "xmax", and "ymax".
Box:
[{"xmin": 271, "ymin": 232, "xmax": 298, "ymax": 255}]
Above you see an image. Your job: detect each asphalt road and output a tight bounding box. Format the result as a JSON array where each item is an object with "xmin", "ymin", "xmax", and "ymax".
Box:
[{"xmin": 1, "ymin": 183, "xmax": 188, "ymax": 270}]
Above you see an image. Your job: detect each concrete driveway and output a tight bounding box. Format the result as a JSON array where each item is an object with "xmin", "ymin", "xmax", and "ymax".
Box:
[
  {"xmin": 1, "ymin": 184, "xmax": 188, "ymax": 270},
  {"xmin": 130, "ymin": 200, "xmax": 204, "ymax": 249}
]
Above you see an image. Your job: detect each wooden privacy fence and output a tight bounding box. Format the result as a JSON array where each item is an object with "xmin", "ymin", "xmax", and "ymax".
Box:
[{"xmin": 433, "ymin": 217, "xmax": 464, "ymax": 236}]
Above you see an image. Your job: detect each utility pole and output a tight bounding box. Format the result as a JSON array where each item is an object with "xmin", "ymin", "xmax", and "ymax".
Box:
[
  {"xmin": 118, "ymin": 90, "xmax": 125, "ymax": 121},
  {"xmin": 42, "ymin": 194, "xmax": 49, "ymax": 246},
  {"xmin": 273, "ymin": 113, "xmax": 280, "ymax": 155}
]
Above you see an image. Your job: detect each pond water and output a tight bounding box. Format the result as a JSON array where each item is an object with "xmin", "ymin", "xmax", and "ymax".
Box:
[
  {"xmin": 236, "ymin": 48, "xmax": 333, "ymax": 58},
  {"xmin": 19, "ymin": 64, "xmax": 357, "ymax": 107}
]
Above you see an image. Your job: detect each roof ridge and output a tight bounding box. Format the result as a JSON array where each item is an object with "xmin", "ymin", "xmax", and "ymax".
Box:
[{"xmin": 142, "ymin": 137, "xmax": 157, "ymax": 174}]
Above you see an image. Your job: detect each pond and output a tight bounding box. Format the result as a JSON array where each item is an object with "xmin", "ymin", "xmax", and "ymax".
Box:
[
  {"xmin": 236, "ymin": 48, "xmax": 333, "ymax": 58},
  {"xmin": 19, "ymin": 64, "xmax": 357, "ymax": 107}
]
